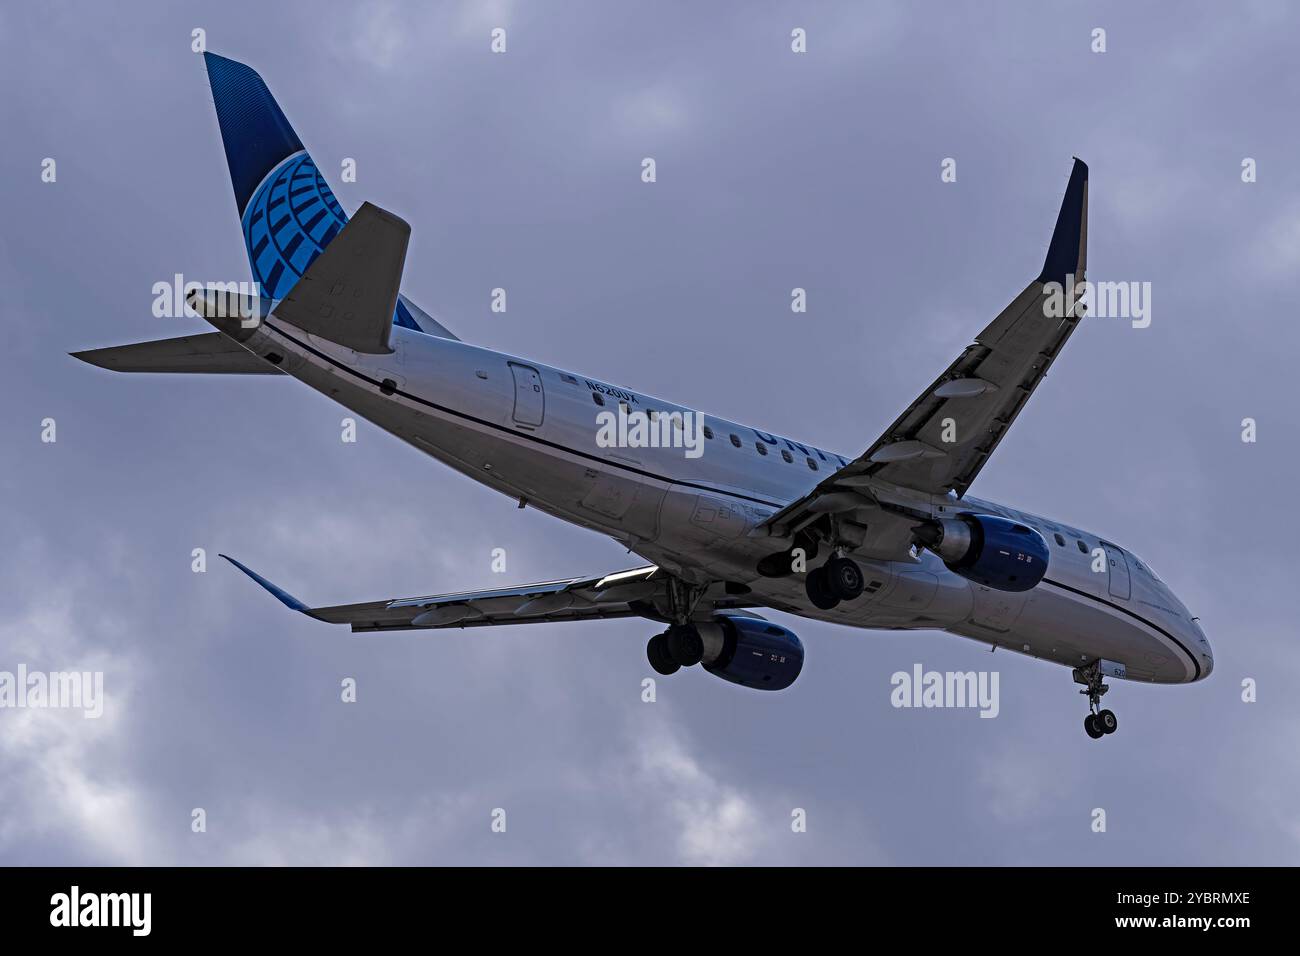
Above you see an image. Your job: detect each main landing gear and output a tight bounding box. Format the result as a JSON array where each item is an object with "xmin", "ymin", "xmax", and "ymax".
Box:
[
  {"xmin": 647, "ymin": 578, "xmax": 711, "ymax": 676},
  {"xmin": 1074, "ymin": 661, "xmax": 1119, "ymax": 739},
  {"xmin": 757, "ymin": 526, "xmax": 866, "ymax": 612},
  {"xmin": 805, "ymin": 555, "xmax": 864, "ymax": 610},
  {"xmin": 646, "ymin": 624, "xmax": 704, "ymax": 675}
]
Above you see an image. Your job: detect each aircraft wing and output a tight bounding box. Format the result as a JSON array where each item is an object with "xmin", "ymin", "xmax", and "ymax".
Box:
[
  {"xmin": 221, "ymin": 555, "xmax": 754, "ymax": 633},
  {"xmin": 758, "ymin": 159, "xmax": 1089, "ymax": 543}
]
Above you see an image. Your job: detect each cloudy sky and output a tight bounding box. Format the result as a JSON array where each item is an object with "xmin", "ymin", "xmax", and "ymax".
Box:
[{"xmin": 1, "ymin": 0, "xmax": 1296, "ymax": 865}]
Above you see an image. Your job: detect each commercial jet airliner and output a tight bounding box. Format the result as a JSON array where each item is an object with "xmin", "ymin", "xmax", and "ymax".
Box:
[{"xmin": 74, "ymin": 54, "xmax": 1213, "ymax": 738}]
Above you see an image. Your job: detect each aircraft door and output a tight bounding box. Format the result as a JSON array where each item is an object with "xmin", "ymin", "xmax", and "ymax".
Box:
[
  {"xmin": 1102, "ymin": 542, "xmax": 1131, "ymax": 600},
  {"xmin": 509, "ymin": 362, "xmax": 544, "ymax": 427}
]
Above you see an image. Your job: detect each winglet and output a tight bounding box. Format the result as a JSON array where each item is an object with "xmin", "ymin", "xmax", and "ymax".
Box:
[
  {"xmin": 220, "ymin": 554, "xmax": 310, "ymax": 612},
  {"xmin": 1037, "ymin": 158, "xmax": 1089, "ymax": 285}
]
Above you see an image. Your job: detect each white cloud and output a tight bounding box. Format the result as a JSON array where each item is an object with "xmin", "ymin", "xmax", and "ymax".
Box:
[
  {"xmin": 0, "ymin": 599, "xmax": 151, "ymax": 864},
  {"xmin": 630, "ymin": 715, "xmax": 766, "ymax": 865}
]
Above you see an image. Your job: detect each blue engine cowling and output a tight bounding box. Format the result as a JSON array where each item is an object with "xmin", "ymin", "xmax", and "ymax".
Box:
[
  {"xmin": 926, "ymin": 513, "xmax": 1049, "ymax": 592},
  {"xmin": 698, "ymin": 616, "xmax": 804, "ymax": 691}
]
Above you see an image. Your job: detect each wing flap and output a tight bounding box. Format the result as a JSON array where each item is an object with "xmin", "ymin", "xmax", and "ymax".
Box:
[{"xmin": 313, "ymin": 600, "xmax": 646, "ymax": 633}]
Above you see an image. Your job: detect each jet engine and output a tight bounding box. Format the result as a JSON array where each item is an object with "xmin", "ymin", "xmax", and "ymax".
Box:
[
  {"xmin": 694, "ymin": 616, "xmax": 804, "ymax": 691},
  {"xmin": 913, "ymin": 513, "xmax": 1048, "ymax": 593}
]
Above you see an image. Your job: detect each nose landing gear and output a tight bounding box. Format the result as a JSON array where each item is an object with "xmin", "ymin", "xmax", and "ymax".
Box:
[
  {"xmin": 1075, "ymin": 661, "xmax": 1119, "ymax": 739},
  {"xmin": 1085, "ymin": 709, "xmax": 1118, "ymax": 738}
]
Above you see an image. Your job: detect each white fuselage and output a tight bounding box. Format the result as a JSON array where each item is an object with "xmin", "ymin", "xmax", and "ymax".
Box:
[{"xmin": 239, "ymin": 317, "xmax": 1214, "ymax": 686}]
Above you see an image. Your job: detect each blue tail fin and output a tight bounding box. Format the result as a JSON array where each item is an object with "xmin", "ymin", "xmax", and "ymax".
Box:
[
  {"xmin": 203, "ymin": 53, "xmax": 456, "ymax": 338},
  {"xmin": 204, "ymin": 53, "xmax": 348, "ymax": 302}
]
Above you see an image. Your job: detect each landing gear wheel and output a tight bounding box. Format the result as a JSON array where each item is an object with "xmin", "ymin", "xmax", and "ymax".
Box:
[
  {"xmin": 647, "ymin": 633, "xmax": 679, "ymax": 675},
  {"xmin": 665, "ymin": 625, "xmax": 704, "ymax": 667},
  {"xmin": 805, "ymin": 566, "xmax": 840, "ymax": 610},
  {"xmin": 1096, "ymin": 709, "xmax": 1118, "ymax": 735},
  {"xmin": 824, "ymin": 556, "xmax": 865, "ymax": 601},
  {"xmin": 1084, "ymin": 713, "xmax": 1104, "ymax": 739}
]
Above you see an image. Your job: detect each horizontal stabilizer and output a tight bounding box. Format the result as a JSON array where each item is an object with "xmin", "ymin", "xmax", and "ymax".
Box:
[
  {"xmin": 271, "ymin": 202, "xmax": 410, "ymax": 354},
  {"xmin": 71, "ymin": 333, "xmax": 280, "ymax": 374}
]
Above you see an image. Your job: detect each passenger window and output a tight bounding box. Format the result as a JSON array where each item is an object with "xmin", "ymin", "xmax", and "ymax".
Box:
[
  {"xmin": 1076, "ymin": 539, "xmax": 1087, "ymax": 553},
  {"xmin": 703, "ymin": 426, "xmax": 713, "ymax": 440},
  {"xmin": 730, "ymin": 434, "xmax": 742, "ymax": 447},
  {"xmin": 781, "ymin": 450, "xmax": 793, "ymax": 463},
  {"xmin": 756, "ymin": 443, "xmax": 768, "ymax": 456},
  {"xmin": 807, "ymin": 457, "xmax": 818, "ymax": 471},
  {"xmin": 592, "ymin": 392, "xmax": 605, "ymax": 407},
  {"xmin": 1054, "ymin": 533, "xmax": 1065, "ymax": 547}
]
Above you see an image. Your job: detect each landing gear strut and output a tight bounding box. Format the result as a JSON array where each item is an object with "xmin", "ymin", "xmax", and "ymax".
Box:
[{"xmin": 1074, "ymin": 661, "xmax": 1119, "ymax": 739}]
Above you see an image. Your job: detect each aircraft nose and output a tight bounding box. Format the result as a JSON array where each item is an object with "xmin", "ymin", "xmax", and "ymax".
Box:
[{"xmin": 1191, "ymin": 618, "xmax": 1213, "ymax": 679}]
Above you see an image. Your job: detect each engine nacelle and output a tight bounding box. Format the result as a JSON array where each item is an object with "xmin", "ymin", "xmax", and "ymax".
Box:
[
  {"xmin": 695, "ymin": 616, "xmax": 804, "ymax": 691},
  {"xmin": 918, "ymin": 513, "xmax": 1048, "ymax": 593}
]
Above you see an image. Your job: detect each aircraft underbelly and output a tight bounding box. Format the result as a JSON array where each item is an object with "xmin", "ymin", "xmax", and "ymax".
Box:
[
  {"xmin": 261, "ymin": 332, "xmax": 668, "ymax": 543},
  {"xmin": 988, "ymin": 584, "xmax": 1194, "ymax": 683}
]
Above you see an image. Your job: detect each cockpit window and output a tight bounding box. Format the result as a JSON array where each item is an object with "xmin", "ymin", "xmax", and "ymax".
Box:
[{"xmin": 1135, "ymin": 558, "xmax": 1164, "ymax": 584}]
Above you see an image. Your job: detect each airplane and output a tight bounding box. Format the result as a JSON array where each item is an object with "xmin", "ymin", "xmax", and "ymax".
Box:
[{"xmin": 73, "ymin": 53, "xmax": 1213, "ymax": 739}]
